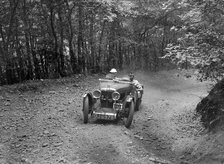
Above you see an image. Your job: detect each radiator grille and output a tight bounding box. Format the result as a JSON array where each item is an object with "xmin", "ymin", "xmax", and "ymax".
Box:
[{"xmin": 100, "ymin": 90, "xmax": 113, "ymax": 108}]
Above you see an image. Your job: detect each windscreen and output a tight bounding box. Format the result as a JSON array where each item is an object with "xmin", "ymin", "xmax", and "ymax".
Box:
[{"xmin": 99, "ymin": 79, "xmax": 131, "ymax": 90}]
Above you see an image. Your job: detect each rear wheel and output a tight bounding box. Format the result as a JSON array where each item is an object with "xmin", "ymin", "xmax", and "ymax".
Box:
[
  {"xmin": 135, "ymin": 98, "xmax": 142, "ymax": 111},
  {"xmin": 83, "ymin": 96, "xmax": 89, "ymax": 124},
  {"xmin": 124, "ymin": 101, "xmax": 135, "ymax": 128}
]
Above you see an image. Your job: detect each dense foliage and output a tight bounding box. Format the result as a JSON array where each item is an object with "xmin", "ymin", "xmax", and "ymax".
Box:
[
  {"xmin": 163, "ymin": 0, "xmax": 224, "ymax": 81},
  {"xmin": 1, "ymin": 0, "xmax": 223, "ymax": 85},
  {"xmin": 0, "ymin": 0, "xmax": 185, "ymax": 85}
]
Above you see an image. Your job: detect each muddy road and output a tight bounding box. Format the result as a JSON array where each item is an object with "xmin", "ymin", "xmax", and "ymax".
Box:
[{"xmin": 0, "ymin": 70, "xmax": 210, "ymax": 164}]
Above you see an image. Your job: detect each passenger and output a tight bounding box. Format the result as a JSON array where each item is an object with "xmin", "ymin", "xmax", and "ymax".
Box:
[{"xmin": 106, "ymin": 68, "xmax": 117, "ymax": 79}]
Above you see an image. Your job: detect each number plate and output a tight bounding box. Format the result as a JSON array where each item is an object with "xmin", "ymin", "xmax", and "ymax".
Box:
[{"xmin": 93, "ymin": 112, "xmax": 116, "ymax": 120}]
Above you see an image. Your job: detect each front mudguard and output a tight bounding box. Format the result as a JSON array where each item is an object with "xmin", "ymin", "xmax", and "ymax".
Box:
[
  {"xmin": 118, "ymin": 95, "xmax": 135, "ymax": 118},
  {"xmin": 124, "ymin": 95, "xmax": 135, "ymax": 108}
]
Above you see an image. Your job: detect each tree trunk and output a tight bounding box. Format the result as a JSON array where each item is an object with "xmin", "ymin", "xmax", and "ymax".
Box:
[
  {"xmin": 0, "ymin": 25, "xmax": 7, "ymax": 84},
  {"xmin": 89, "ymin": 11, "xmax": 95, "ymax": 72},
  {"xmin": 78, "ymin": 1, "xmax": 84, "ymax": 74},
  {"xmin": 98, "ymin": 20, "xmax": 106, "ymax": 71},
  {"xmin": 15, "ymin": 21, "xmax": 25, "ymax": 82},
  {"xmin": 0, "ymin": 64, "xmax": 4, "ymax": 85},
  {"xmin": 50, "ymin": 7, "xmax": 59, "ymax": 77},
  {"xmin": 58, "ymin": 6, "xmax": 65, "ymax": 76},
  {"xmin": 118, "ymin": 40, "xmax": 123, "ymax": 69},
  {"xmin": 23, "ymin": 0, "xmax": 33, "ymax": 80},
  {"xmin": 65, "ymin": 0, "xmax": 77, "ymax": 73},
  {"xmin": 4, "ymin": 0, "xmax": 19, "ymax": 84}
]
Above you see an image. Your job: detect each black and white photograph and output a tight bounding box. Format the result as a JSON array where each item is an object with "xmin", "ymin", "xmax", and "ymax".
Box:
[{"xmin": 0, "ymin": 0, "xmax": 224, "ymax": 163}]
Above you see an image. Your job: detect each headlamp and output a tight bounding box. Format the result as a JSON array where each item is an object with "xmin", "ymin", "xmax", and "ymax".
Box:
[
  {"xmin": 112, "ymin": 91, "xmax": 120, "ymax": 101},
  {"xmin": 93, "ymin": 90, "xmax": 101, "ymax": 99}
]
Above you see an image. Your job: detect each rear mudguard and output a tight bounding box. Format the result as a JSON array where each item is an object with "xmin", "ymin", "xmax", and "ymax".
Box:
[{"xmin": 137, "ymin": 90, "xmax": 143, "ymax": 99}]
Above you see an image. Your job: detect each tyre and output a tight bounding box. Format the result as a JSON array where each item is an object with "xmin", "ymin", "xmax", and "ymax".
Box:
[
  {"xmin": 83, "ymin": 96, "xmax": 89, "ymax": 124},
  {"xmin": 124, "ymin": 101, "xmax": 135, "ymax": 128},
  {"xmin": 135, "ymin": 98, "xmax": 142, "ymax": 111}
]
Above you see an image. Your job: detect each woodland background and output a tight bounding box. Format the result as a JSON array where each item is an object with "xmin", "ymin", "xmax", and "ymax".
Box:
[{"xmin": 0, "ymin": 0, "xmax": 224, "ymax": 85}]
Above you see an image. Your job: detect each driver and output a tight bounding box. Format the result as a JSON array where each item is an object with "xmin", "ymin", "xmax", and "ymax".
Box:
[
  {"xmin": 129, "ymin": 72, "xmax": 143, "ymax": 90},
  {"xmin": 106, "ymin": 68, "xmax": 117, "ymax": 79}
]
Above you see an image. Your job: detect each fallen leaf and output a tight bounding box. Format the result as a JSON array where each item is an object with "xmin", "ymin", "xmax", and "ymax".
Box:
[
  {"xmin": 134, "ymin": 134, "xmax": 143, "ymax": 140},
  {"xmin": 124, "ymin": 131, "xmax": 129, "ymax": 135},
  {"xmin": 42, "ymin": 143, "xmax": 48, "ymax": 147},
  {"xmin": 54, "ymin": 142, "xmax": 63, "ymax": 147},
  {"xmin": 49, "ymin": 91, "xmax": 57, "ymax": 94},
  {"xmin": 43, "ymin": 130, "xmax": 50, "ymax": 135},
  {"xmin": 4, "ymin": 102, "xmax": 10, "ymax": 106}
]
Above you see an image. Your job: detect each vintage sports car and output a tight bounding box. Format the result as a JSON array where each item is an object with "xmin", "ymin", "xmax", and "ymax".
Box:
[{"xmin": 82, "ymin": 74, "xmax": 143, "ymax": 128}]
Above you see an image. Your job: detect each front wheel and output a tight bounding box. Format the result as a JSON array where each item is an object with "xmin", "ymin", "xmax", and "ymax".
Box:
[
  {"xmin": 83, "ymin": 96, "xmax": 89, "ymax": 124},
  {"xmin": 124, "ymin": 101, "xmax": 135, "ymax": 128}
]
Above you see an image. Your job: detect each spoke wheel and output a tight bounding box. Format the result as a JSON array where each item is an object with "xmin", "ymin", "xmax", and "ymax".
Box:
[
  {"xmin": 135, "ymin": 99, "xmax": 142, "ymax": 111},
  {"xmin": 124, "ymin": 101, "xmax": 134, "ymax": 128}
]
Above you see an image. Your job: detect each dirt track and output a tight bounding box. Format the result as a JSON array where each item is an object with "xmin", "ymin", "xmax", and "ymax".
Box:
[{"xmin": 0, "ymin": 70, "xmax": 216, "ymax": 164}]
